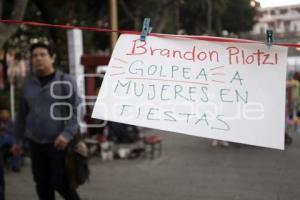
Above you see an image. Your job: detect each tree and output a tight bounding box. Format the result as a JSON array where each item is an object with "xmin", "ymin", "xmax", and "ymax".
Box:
[
  {"xmin": 2, "ymin": 0, "xmax": 257, "ymax": 68},
  {"xmin": 179, "ymin": 0, "xmax": 256, "ymax": 35},
  {"xmin": 119, "ymin": 0, "xmax": 179, "ymax": 33},
  {"xmin": 179, "ymin": 0, "xmax": 228, "ymax": 35},
  {"xmin": 6, "ymin": 0, "xmax": 110, "ymax": 68},
  {"xmin": 0, "ymin": 0, "xmax": 28, "ymax": 48},
  {"xmin": 221, "ymin": 0, "xmax": 256, "ymax": 34}
]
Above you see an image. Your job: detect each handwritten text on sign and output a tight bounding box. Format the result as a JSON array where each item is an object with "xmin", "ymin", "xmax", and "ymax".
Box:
[{"xmin": 92, "ymin": 34, "xmax": 288, "ymax": 150}]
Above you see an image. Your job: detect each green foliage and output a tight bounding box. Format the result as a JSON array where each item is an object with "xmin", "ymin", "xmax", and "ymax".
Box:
[
  {"xmin": 221, "ymin": 0, "xmax": 256, "ymax": 33},
  {"xmin": 180, "ymin": 0, "xmax": 255, "ymax": 35},
  {"xmin": 2, "ymin": 0, "xmax": 257, "ymax": 70}
]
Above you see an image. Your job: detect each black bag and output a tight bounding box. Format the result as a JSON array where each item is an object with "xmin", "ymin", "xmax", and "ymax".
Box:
[
  {"xmin": 59, "ymin": 73, "xmax": 90, "ymax": 189},
  {"xmin": 66, "ymin": 134, "xmax": 90, "ymax": 189}
]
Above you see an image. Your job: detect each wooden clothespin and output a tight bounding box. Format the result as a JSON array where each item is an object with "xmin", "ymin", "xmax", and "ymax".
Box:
[
  {"xmin": 266, "ymin": 29, "xmax": 274, "ymax": 48},
  {"xmin": 140, "ymin": 18, "xmax": 152, "ymax": 41}
]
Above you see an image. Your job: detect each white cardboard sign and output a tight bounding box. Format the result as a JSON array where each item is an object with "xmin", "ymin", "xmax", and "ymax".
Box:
[{"xmin": 92, "ymin": 34, "xmax": 288, "ymax": 150}]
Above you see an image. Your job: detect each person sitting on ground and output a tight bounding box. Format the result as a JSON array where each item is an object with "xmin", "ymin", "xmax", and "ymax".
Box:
[
  {"xmin": 107, "ymin": 122, "xmax": 140, "ymax": 144},
  {"xmin": 0, "ymin": 108, "xmax": 21, "ymax": 172}
]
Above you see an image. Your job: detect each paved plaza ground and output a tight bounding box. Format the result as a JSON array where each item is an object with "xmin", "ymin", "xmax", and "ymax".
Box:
[{"xmin": 5, "ymin": 129, "xmax": 300, "ymax": 200}]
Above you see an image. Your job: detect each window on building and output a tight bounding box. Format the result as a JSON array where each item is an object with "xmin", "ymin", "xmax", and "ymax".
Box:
[
  {"xmin": 295, "ymin": 25, "xmax": 298, "ymax": 32},
  {"xmin": 257, "ymin": 11, "xmax": 264, "ymax": 18},
  {"xmin": 260, "ymin": 27, "xmax": 265, "ymax": 35},
  {"xmin": 268, "ymin": 22, "xmax": 275, "ymax": 29},
  {"xmin": 280, "ymin": 9, "xmax": 287, "ymax": 14},
  {"xmin": 284, "ymin": 21, "xmax": 290, "ymax": 32},
  {"xmin": 276, "ymin": 20, "xmax": 281, "ymax": 28},
  {"xmin": 292, "ymin": 7, "xmax": 300, "ymax": 13},
  {"xmin": 270, "ymin": 10, "xmax": 276, "ymax": 15}
]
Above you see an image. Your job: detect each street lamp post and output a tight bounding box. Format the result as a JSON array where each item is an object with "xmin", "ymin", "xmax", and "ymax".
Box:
[{"xmin": 110, "ymin": 0, "xmax": 118, "ymax": 51}]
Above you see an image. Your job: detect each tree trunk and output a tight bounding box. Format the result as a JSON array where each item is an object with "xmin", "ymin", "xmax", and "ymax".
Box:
[
  {"xmin": 206, "ymin": 0, "xmax": 212, "ymax": 34},
  {"xmin": 0, "ymin": 0, "xmax": 3, "ymax": 18},
  {"xmin": 0, "ymin": 0, "xmax": 28, "ymax": 48}
]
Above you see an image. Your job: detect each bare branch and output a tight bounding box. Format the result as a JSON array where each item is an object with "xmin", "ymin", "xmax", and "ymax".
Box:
[
  {"xmin": 0, "ymin": 0, "xmax": 28, "ymax": 48},
  {"xmin": 11, "ymin": 0, "xmax": 28, "ymax": 20},
  {"xmin": 119, "ymin": 0, "xmax": 135, "ymax": 21},
  {"xmin": 152, "ymin": 0, "xmax": 179, "ymax": 32},
  {"xmin": 161, "ymin": 0, "xmax": 177, "ymax": 9},
  {"xmin": 155, "ymin": 12, "xmax": 169, "ymax": 33}
]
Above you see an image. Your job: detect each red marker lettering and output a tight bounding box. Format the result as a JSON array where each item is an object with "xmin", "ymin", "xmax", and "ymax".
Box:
[
  {"xmin": 226, "ymin": 47, "xmax": 239, "ymax": 64},
  {"xmin": 126, "ymin": 39, "xmax": 147, "ymax": 55}
]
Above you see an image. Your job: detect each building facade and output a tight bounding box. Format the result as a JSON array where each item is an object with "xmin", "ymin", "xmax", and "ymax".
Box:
[
  {"xmin": 252, "ymin": 4, "xmax": 300, "ymax": 35},
  {"xmin": 246, "ymin": 3, "xmax": 300, "ymax": 59}
]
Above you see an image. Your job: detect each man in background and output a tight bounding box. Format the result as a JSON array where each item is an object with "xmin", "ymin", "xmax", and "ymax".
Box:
[{"xmin": 12, "ymin": 42, "xmax": 81, "ymax": 200}]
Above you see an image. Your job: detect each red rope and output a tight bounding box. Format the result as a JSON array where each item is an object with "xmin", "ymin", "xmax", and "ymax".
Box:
[
  {"xmin": 1, "ymin": 19, "xmax": 300, "ymax": 48},
  {"xmin": 0, "ymin": 19, "xmax": 135, "ymax": 33}
]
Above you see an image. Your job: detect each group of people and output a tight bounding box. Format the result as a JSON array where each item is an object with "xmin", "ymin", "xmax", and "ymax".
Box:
[{"xmin": 1, "ymin": 42, "xmax": 82, "ymax": 200}]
